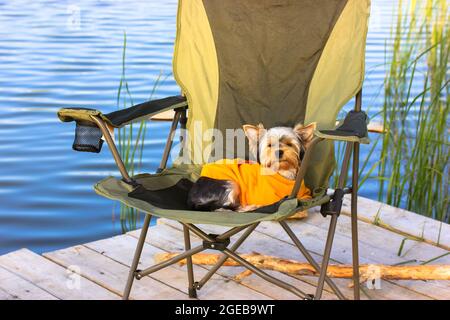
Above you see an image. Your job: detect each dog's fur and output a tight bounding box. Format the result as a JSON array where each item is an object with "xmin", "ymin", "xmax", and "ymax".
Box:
[{"xmin": 187, "ymin": 122, "xmax": 316, "ymax": 212}]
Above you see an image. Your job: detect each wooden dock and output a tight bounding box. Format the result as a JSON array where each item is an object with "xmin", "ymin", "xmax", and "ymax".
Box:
[{"xmin": 1, "ymin": 196, "xmax": 449, "ymax": 300}]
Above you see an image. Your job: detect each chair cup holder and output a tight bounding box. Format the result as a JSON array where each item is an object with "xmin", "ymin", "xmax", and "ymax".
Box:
[{"xmin": 72, "ymin": 120, "xmax": 103, "ymax": 153}]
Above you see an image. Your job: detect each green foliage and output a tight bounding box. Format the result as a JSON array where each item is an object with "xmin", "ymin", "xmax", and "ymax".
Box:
[
  {"xmin": 116, "ymin": 32, "xmax": 164, "ymax": 232},
  {"xmin": 377, "ymin": 0, "xmax": 449, "ymax": 222},
  {"xmin": 332, "ymin": 0, "xmax": 449, "ymax": 223}
]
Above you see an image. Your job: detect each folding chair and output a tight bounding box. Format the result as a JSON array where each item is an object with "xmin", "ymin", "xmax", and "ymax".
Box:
[{"xmin": 58, "ymin": 0, "xmax": 371, "ymax": 300}]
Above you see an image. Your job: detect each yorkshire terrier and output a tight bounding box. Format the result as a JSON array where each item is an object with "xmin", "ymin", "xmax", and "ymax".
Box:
[{"xmin": 187, "ymin": 122, "xmax": 317, "ymax": 212}]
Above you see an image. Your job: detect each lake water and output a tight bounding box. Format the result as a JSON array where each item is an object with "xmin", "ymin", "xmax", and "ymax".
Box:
[{"xmin": 0, "ymin": 0, "xmax": 415, "ymax": 255}]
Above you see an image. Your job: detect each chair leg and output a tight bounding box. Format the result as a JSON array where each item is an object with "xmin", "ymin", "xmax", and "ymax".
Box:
[
  {"xmin": 314, "ymin": 214, "xmax": 338, "ymax": 300},
  {"xmin": 183, "ymin": 225, "xmax": 197, "ymax": 298},
  {"xmin": 351, "ymin": 142, "xmax": 361, "ymax": 300},
  {"xmin": 123, "ymin": 214, "xmax": 152, "ymax": 300},
  {"xmin": 279, "ymin": 221, "xmax": 346, "ymax": 300}
]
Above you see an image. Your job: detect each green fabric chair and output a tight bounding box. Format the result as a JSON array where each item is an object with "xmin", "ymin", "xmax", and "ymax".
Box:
[{"xmin": 58, "ymin": 0, "xmax": 371, "ymax": 300}]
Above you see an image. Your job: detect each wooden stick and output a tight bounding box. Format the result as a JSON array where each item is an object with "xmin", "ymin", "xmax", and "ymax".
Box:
[
  {"xmin": 232, "ymin": 269, "xmax": 253, "ymax": 282},
  {"xmin": 287, "ymin": 210, "xmax": 308, "ymax": 220},
  {"xmin": 155, "ymin": 252, "xmax": 450, "ymax": 281}
]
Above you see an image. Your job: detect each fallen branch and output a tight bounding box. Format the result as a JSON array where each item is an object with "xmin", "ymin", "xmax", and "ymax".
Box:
[
  {"xmin": 155, "ymin": 252, "xmax": 450, "ymax": 281},
  {"xmin": 287, "ymin": 210, "xmax": 308, "ymax": 220}
]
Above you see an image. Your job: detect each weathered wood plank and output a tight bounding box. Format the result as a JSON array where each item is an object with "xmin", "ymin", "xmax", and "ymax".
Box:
[
  {"xmin": 150, "ymin": 109, "xmax": 176, "ymax": 121},
  {"xmin": 43, "ymin": 245, "xmax": 188, "ymax": 300},
  {"xmin": 149, "ymin": 116, "xmax": 384, "ymax": 132},
  {"xmin": 0, "ymin": 248, "xmax": 118, "ymax": 300},
  {"xmin": 84, "ymin": 234, "xmax": 271, "ymax": 300},
  {"xmin": 302, "ymin": 208, "xmax": 450, "ymax": 264},
  {"xmin": 341, "ymin": 196, "xmax": 450, "ymax": 250},
  {"xmin": 294, "ymin": 209, "xmax": 450, "ymax": 300},
  {"xmin": 159, "ymin": 219, "xmax": 434, "ymax": 300},
  {"xmin": 128, "ymin": 224, "xmax": 337, "ymax": 300},
  {"xmin": 0, "ymin": 266, "xmax": 58, "ymax": 300}
]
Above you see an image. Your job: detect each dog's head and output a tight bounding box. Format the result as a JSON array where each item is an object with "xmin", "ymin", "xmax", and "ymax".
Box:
[{"xmin": 243, "ymin": 122, "xmax": 316, "ymax": 180}]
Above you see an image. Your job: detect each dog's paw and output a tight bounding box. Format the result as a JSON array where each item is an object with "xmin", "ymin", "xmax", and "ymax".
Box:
[{"xmin": 236, "ymin": 204, "xmax": 260, "ymax": 212}]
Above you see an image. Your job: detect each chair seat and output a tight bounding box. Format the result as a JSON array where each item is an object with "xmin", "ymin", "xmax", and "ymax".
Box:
[{"xmin": 94, "ymin": 165, "xmax": 330, "ymax": 227}]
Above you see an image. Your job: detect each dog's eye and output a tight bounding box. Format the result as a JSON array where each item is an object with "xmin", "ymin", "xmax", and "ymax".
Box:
[
  {"xmin": 286, "ymin": 142, "xmax": 292, "ymax": 147},
  {"xmin": 267, "ymin": 143, "xmax": 272, "ymax": 148}
]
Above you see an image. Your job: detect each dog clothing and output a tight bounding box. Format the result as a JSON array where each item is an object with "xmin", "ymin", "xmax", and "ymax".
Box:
[{"xmin": 200, "ymin": 159, "xmax": 311, "ymax": 207}]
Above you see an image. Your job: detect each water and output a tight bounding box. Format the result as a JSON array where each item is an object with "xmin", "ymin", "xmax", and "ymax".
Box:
[{"xmin": 0, "ymin": 0, "xmax": 409, "ymax": 255}]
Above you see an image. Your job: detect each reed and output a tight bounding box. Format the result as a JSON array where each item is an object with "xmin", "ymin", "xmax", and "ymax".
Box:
[
  {"xmin": 116, "ymin": 32, "xmax": 164, "ymax": 232},
  {"xmin": 377, "ymin": 0, "xmax": 449, "ymax": 222},
  {"xmin": 332, "ymin": 0, "xmax": 449, "ymax": 223}
]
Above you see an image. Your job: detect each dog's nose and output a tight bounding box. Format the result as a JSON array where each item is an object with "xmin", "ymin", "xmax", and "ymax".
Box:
[{"xmin": 277, "ymin": 150, "xmax": 284, "ymax": 158}]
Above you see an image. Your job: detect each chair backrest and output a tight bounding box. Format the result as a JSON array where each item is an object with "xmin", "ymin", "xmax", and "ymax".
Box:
[{"xmin": 173, "ymin": 0, "xmax": 370, "ymax": 193}]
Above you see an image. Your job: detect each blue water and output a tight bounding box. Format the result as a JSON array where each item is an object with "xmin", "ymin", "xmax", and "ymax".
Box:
[{"xmin": 0, "ymin": 0, "xmax": 411, "ymax": 255}]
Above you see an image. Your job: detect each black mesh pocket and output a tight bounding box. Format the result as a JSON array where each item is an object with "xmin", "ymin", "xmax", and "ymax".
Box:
[{"xmin": 72, "ymin": 120, "xmax": 103, "ymax": 153}]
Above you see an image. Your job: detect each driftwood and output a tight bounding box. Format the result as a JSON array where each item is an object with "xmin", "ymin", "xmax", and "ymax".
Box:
[
  {"xmin": 155, "ymin": 252, "xmax": 450, "ymax": 281},
  {"xmin": 287, "ymin": 210, "xmax": 308, "ymax": 219}
]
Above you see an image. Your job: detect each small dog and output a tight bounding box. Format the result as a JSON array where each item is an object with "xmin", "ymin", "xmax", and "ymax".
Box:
[{"xmin": 187, "ymin": 122, "xmax": 316, "ymax": 212}]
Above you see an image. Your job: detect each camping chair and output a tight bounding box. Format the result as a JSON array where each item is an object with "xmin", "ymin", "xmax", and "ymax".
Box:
[{"xmin": 58, "ymin": 0, "xmax": 371, "ymax": 300}]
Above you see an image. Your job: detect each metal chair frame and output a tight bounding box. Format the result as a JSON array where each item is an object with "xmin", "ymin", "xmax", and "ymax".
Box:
[{"xmin": 89, "ymin": 90, "xmax": 364, "ymax": 300}]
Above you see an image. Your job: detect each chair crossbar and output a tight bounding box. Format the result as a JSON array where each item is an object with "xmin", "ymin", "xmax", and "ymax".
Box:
[
  {"xmin": 195, "ymin": 223, "xmax": 259, "ymax": 290},
  {"xmin": 136, "ymin": 245, "xmax": 205, "ymax": 279},
  {"xmin": 222, "ymin": 248, "xmax": 310, "ymax": 299}
]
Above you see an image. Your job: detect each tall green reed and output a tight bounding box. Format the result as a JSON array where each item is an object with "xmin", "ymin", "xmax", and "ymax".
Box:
[
  {"xmin": 116, "ymin": 32, "xmax": 165, "ymax": 232},
  {"xmin": 331, "ymin": 0, "xmax": 449, "ymax": 222},
  {"xmin": 377, "ymin": 0, "xmax": 449, "ymax": 222}
]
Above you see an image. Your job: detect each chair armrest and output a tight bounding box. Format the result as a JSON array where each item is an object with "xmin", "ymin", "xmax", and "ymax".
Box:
[
  {"xmin": 57, "ymin": 107, "xmax": 108, "ymax": 124},
  {"xmin": 57, "ymin": 95, "xmax": 188, "ymax": 127},
  {"xmin": 104, "ymin": 95, "xmax": 187, "ymax": 127},
  {"xmin": 314, "ymin": 110, "xmax": 370, "ymax": 144}
]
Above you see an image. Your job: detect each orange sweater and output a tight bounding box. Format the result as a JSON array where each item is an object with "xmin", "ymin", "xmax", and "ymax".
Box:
[{"xmin": 200, "ymin": 159, "xmax": 311, "ymax": 207}]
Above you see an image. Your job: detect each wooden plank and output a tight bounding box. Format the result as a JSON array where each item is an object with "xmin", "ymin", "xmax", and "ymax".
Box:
[
  {"xmin": 150, "ymin": 115, "xmax": 385, "ymax": 133},
  {"xmin": 298, "ymin": 209, "xmax": 450, "ymax": 300},
  {"xmin": 304, "ymin": 208, "xmax": 450, "ymax": 264},
  {"xmin": 128, "ymin": 225, "xmax": 336, "ymax": 300},
  {"xmin": 0, "ymin": 266, "xmax": 58, "ymax": 300},
  {"xmin": 84, "ymin": 234, "xmax": 271, "ymax": 300},
  {"xmin": 341, "ymin": 196, "xmax": 450, "ymax": 250},
  {"xmin": 43, "ymin": 245, "xmax": 188, "ymax": 300},
  {"xmin": 150, "ymin": 109, "xmax": 176, "ymax": 121},
  {"xmin": 251, "ymin": 219, "xmax": 449, "ymax": 300},
  {"xmin": 367, "ymin": 121, "xmax": 385, "ymax": 134},
  {"xmin": 0, "ymin": 249, "xmax": 118, "ymax": 300},
  {"xmin": 159, "ymin": 219, "xmax": 436, "ymax": 300}
]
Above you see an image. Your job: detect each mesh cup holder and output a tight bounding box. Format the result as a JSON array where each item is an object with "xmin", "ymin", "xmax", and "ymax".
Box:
[{"xmin": 73, "ymin": 120, "xmax": 104, "ymax": 153}]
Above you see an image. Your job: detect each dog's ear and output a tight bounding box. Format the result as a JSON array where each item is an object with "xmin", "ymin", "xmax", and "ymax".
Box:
[
  {"xmin": 243, "ymin": 124, "xmax": 265, "ymax": 159},
  {"xmin": 243, "ymin": 123, "xmax": 265, "ymax": 144},
  {"xmin": 294, "ymin": 122, "xmax": 317, "ymax": 147}
]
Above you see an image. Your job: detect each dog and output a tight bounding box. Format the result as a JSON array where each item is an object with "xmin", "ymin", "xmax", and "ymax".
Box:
[{"xmin": 187, "ymin": 122, "xmax": 317, "ymax": 212}]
